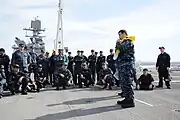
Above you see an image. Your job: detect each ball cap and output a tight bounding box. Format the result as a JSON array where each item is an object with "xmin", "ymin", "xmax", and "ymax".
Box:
[
  {"xmin": 159, "ymin": 46, "xmax": 165, "ymax": 49},
  {"xmin": 91, "ymin": 49, "xmax": 94, "ymax": 52},
  {"xmin": 143, "ymin": 68, "xmax": 148, "ymax": 71},
  {"xmin": 12, "ymin": 64, "xmax": 20, "ymax": 68}
]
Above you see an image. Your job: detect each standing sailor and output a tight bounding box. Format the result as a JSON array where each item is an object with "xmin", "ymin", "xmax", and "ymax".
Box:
[
  {"xmin": 115, "ymin": 29, "xmax": 135, "ymax": 108},
  {"xmin": 67, "ymin": 52, "xmax": 74, "ymax": 76},
  {"xmin": 11, "ymin": 44, "xmax": 25, "ymax": 72},
  {"xmin": 73, "ymin": 50, "xmax": 83, "ymax": 85},
  {"xmin": 0, "ymin": 48, "xmax": 10, "ymax": 78},
  {"xmin": 88, "ymin": 50, "xmax": 96, "ymax": 85},
  {"xmin": 156, "ymin": 46, "xmax": 171, "ymax": 89},
  {"xmin": 23, "ymin": 46, "xmax": 31, "ymax": 72},
  {"xmin": 80, "ymin": 51, "xmax": 88, "ymax": 63},
  {"xmin": 96, "ymin": 51, "xmax": 106, "ymax": 85},
  {"xmin": 49, "ymin": 50, "xmax": 56, "ymax": 85}
]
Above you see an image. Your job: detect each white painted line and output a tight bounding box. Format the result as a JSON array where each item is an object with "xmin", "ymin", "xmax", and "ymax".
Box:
[
  {"xmin": 135, "ymin": 99, "xmax": 154, "ymax": 107},
  {"xmin": 154, "ymin": 81, "xmax": 180, "ymax": 83}
]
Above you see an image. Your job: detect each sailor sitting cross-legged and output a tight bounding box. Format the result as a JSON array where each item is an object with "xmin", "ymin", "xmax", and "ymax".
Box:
[{"xmin": 136, "ymin": 68, "xmax": 154, "ymax": 90}]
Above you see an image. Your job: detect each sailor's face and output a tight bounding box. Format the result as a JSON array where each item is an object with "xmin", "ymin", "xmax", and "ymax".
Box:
[
  {"xmin": 58, "ymin": 50, "xmax": 63, "ymax": 54},
  {"xmin": 119, "ymin": 32, "xmax": 126, "ymax": 39},
  {"xmin": 143, "ymin": 71, "xmax": 148, "ymax": 76},
  {"xmin": 19, "ymin": 46, "xmax": 24, "ymax": 51},
  {"xmin": 13, "ymin": 67, "xmax": 19, "ymax": 73},
  {"xmin": 63, "ymin": 66, "xmax": 67, "ymax": 69},
  {"xmin": 102, "ymin": 65, "xmax": 106, "ymax": 69},
  {"xmin": 160, "ymin": 48, "xmax": 165, "ymax": 53},
  {"xmin": 0, "ymin": 51, "xmax": 4, "ymax": 56},
  {"xmin": 0, "ymin": 67, "xmax": 4, "ymax": 72}
]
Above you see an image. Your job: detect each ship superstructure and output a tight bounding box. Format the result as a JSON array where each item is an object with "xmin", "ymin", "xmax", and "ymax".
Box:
[{"xmin": 12, "ymin": 17, "xmax": 46, "ymax": 55}]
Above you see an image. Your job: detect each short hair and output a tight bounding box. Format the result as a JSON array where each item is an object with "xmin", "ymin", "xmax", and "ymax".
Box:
[{"xmin": 118, "ymin": 29, "xmax": 128, "ymax": 35}]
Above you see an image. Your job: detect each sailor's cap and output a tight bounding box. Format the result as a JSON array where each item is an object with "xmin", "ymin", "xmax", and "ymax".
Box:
[
  {"xmin": 19, "ymin": 44, "xmax": 25, "ymax": 47},
  {"xmin": 159, "ymin": 46, "xmax": 165, "ymax": 49},
  {"xmin": 12, "ymin": 64, "xmax": 20, "ymax": 68}
]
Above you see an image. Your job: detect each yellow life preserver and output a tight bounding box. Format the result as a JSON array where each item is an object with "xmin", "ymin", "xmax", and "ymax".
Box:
[{"xmin": 115, "ymin": 36, "xmax": 135, "ymax": 56}]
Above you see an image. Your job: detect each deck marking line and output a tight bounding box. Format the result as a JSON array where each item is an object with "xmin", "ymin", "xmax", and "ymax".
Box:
[{"xmin": 135, "ymin": 99, "xmax": 154, "ymax": 107}]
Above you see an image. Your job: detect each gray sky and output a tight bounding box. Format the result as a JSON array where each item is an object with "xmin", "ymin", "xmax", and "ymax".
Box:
[{"xmin": 0, "ymin": 0, "xmax": 179, "ymax": 61}]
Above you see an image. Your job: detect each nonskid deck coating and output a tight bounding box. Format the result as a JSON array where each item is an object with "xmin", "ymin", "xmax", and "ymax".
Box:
[{"xmin": 0, "ymin": 82, "xmax": 180, "ymax": 120}]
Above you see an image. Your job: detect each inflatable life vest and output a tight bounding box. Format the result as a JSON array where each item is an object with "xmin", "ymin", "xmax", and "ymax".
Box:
[{"xmin": 113, "ymin": 36, "xmax": 135, "ymax": 60}]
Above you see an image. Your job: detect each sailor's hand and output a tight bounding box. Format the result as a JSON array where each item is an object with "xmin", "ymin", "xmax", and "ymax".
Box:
[
  {"xmin": 80, "ymin": 74, "xmax": 84, "ymax": 78},
  {"xmin": 104, "ymin": 75, "xmax": 107, "ymax": 79},
  {"xmin": 60, "ymin": 74, "xmax": 64, "ymax": 77},
  {"xmin": 102, "ymin": 79, "xmax": 105, "ymax": 84},
  {"xmin": 167, "ymin": 67, "xmax": 170, "ymax": 71}
]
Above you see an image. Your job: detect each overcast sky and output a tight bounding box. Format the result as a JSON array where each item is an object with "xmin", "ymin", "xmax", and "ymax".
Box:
[{"xmin": 0, "ymin": 0, "xmax": 179, "ymax": 61}]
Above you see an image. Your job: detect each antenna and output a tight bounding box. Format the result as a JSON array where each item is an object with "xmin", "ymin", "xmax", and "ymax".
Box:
[{"xmin": 55, "ymin": 0, "xmax": 64, "ymax": 50}]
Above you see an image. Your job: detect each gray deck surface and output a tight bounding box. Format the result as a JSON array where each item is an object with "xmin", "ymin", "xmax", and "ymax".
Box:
[{"xmin": 0, "ymin": 71, "xmax": 180, "ymax": 120}]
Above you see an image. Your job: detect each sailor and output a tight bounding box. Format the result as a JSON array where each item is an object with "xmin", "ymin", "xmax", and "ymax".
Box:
[
  {"xmin": 80, "ymin": 50, "xmax": 88, "ymax": 63},
  {"xmin": 73, "ymin": 50, "xmax": 83, "ymax": 85},
  {"xmin": 99, "ymin": 63, "xmax": 114, "ymax": 90},
  {"xmin": 0, "ymin": 48, "xmax": 10, "ymax": 78},
  {"xmin": 29, "ymin": 46, "xmax": 37, "ymax": 64},
  {"xmin": 136, "ymin": 68, "xmax": 154, "ymax": 90},
  {"xmin": 95, "ymin": 52, "xmax": 98, "ymax": 57},
  {"xmin": 23, "ymin": 46, "xmax": 31, "ymax": 72},
  {"xmin": 28, "ymin": 46, "xmax": 38, "ymax": 80},
  {"xmin": 11, "ymin": 44, "xmax": 25, "ymax": 72},
  {"xmin": 0, "ymin": 65, "xmax": 6, "ymax": 98},
  {"xmin": 37, "ymin": 50, "xmax": 47, "ymax": 81},
  {"xmin": 49, "ymin": 50, "xmax": 56, "ymax": 85},
  {"xmin": 56, "ymin": 63, "xmax": 72, "ymax": 90},
  {"xmin": 67, "ymin": 52, "xmax": 74, "ymax": 77},
  {"xmin": 88, "ymin": 49, "xmax": 96, "ymax": 85},
  {"xmin": 115, "ymin": 29, "xmax": 135, "ymax": 108},
  {"xmin": 44, "ymin": 52, "xmax": 50, "ymax": 85},
  {"xmin": 53, "ymin": 49, "xmax": 68, "ymax": 87},
  {"xmin": 34, "ymin": 64, "xmax": 46, "ymax": 92},
  {"xmin": 96, "ymin": 51, "xmax": 106, "ymax": 85},
  {"xmin": 78, "ymin": 63, "xmax": 92, "ymax": 88},
  {"xmin": 107, "ymin": 49, "xmax": 116, "ymax": 74},
  {"xmin": 107, "ymin": 49, "xmax": 119, "ymax": 86},
  {"xmin": 7, "ymin": 64, "xmax": 28, "ymax": 95},
  {"xmin": 156, "ymin": 46, "xmax": 171, "ymax": 89}
]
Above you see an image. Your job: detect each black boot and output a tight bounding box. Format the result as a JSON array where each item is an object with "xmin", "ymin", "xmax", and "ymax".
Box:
[
  {"xmin": 117, "ymin": 98, "xmax": 135, "ymax": 108},
  {"xmin": 36, "ymin": 88, "xmax": 40, "ymax": 92},
  {"xmin": 102, "ymin": 84, "xmax": 107, "ymax": 89},
  {"xmin": 118, "ymin": 92, "xmax": 125, "ymax": 97},
  {"xmin": 156, "ymin": 85, "xmax": 163, "ymax": 88},
  {"xmin": 63, "ymin": 86, "xmax": 66, "ymax": 89},
  {"xmin": 21, "ymin": 91, "xmax": 28, "ymax": 95},
  {"xmin": 0, "ymin": 94, "xmax": 2, "ymax": 99},
  {"xmin": 56, "ymin": 87, "xmax": 60, "ymax": 90},
  {"xmin": 121, "ymin": 98, "xmax": 135, "ymax": 108},
  {"xmin": 108, "ymin": 85, "xmax": 112, "ymax": 90}
]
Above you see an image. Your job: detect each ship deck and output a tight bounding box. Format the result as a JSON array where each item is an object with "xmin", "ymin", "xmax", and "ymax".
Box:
[{"xmin": 0, "ymin": 71, "xmax": 180, "ymax": 120}]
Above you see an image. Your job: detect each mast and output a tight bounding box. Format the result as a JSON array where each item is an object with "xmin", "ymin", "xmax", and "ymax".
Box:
[
  {"xmin": 55, "ymin": 0, "xmax": 63, "ymax": 50},
  {"xmin": 23, "ymin": 16, "xmax": 46, "ymax": 55}
]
